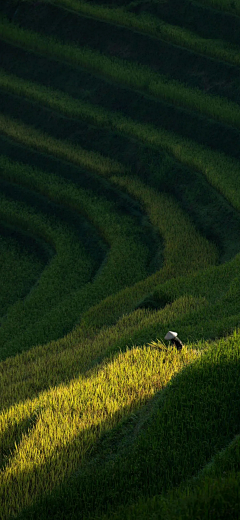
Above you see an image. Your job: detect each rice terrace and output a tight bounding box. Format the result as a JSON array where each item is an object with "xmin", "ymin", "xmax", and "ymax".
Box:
[{"xmin": 1, "ymin": 0, "xmax": 240, "ymax": 517}]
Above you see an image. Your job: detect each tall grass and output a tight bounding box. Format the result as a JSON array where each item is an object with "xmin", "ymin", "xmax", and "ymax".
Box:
[
  {"xmin": 0, "ymin": 343, "xmax": 197, "ymax": 519},
  {"xmin": 1, "ymin": 19, "xmax": 240, "ymax": 130},
  {"xmin": 110, "ymin": 174, "xmax": 218, "ymax": 277},
  {"xmin": 0, "ymin": 5, "xmax": 239, "ymax": 519},
  {"xmin": 0, "ymin": 294, "xmax": 206, "ymax": 412},
  {"xmin": 5, "ymin": 331, "xmax": 240, "ymax": 520},
  {"xmin": 80, "ymin": 243, "xmax": 240, "ymax": 333}
]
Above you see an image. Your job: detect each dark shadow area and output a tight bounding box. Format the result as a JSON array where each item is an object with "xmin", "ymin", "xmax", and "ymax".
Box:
[
  {"xmin": 130, "ymin": 0, "xmax": 240, "ymax": 47},
  {"xmin": 150, "ymin": 162, "xmax": 240, "ymax": 265},
  {"xmin": 0, "ymin": 220, "xmax": 53, "ymax": 265},
  {"xmin": 0, "ymin": 137, "xmax": 164, "ymax": 275},
  {"xmin": 1, "ymin": 86, "xmax": 240, "ymax": 164},
  {"xmin": 0, "ymin": 219, "xmax": 54, "ymax": 318},
  {"xmin": 1, "ymin": 85, "xmax": 240, "ymax": 264},
  {"xmin": 1, "ymin": 1, "xmax": 240, "ymax": 104},
  {"xmin": 10, "ymin": 342, "xmax": 240, "ymax": 520},
  {"xmin": 0, "ymin": 177, "xmax": 107, "ymax": 271}
]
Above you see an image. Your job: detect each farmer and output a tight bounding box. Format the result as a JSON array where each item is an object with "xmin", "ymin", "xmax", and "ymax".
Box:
[{"xmin": 164, "ymin": 331, "xmax": 183, "ymax": 351}]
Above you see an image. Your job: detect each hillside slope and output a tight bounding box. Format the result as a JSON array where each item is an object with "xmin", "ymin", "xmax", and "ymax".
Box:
[{"xmin": 0, "ymin": 0, "xmax": 240, "ymax": 518}]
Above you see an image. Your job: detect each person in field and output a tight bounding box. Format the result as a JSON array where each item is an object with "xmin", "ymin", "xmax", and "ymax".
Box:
[{"xmin": 165, "ymin": 331, "xmax": 183, "ymax": 351}]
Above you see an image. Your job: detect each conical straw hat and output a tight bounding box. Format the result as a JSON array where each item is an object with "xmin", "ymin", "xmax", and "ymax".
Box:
[{"xmin": 164, "ymin": 331, "xmax": 178, "ymax": 340}]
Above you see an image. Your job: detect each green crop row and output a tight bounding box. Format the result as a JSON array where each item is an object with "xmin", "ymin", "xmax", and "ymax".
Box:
[
  {"xmin": 1, "ymin": 73, "xmax": 240, "ymax": 219},
  {"xmin": 0, "ymin": 112, "xmax": 125, "ymax": 177},
  {"xmin": 16, "ymin": 0, "xmax": 240, "ymax": 67},
  {"xmin": 0, "ymin": 191, "xmax": 96, "ymax": 349},
  {"xmin": 2, "ymin": 161, "xmax": 216, "ymax": 365},
  {"xmin": 1, "ymin": 233, "xmax": 239, "ymax": 424},
  {"xmin": 0, "ymin": 156, "xmax": 154, "ymax": 357},
  {"xmin": 0, "ymin": 151, "xmax": 217, "ymax": 357},
  {"xmin": 0, "ymin": 342, "xmax": 197, "ymax": 519},
  {"xmin": 80, "ymin": 233, "xmax": 240, "ymax": 333},
  {"xmin": 2, "ymin": 66, "xmax": 240, "ymax": 137},
  {"xmin": 0, "ymin": 231, "xmax": 44, "ymax": 317},
  {"xmin": 1, "ymin": 19, "xmax": 240, "ymax": 131}
]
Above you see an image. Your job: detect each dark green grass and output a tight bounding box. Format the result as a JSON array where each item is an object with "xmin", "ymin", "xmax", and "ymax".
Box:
[
  {"xmin": 4, "ymin": 0, "xmax": 240, "ymax": 50},
  {"xmin": 2, "ymin": 83, "xmax": 240, "ymax": 164},
  {"xmin": 0, "ymin": 37, "xmax": 238, "ymax": 111},
  {"xmin": 3, "ymin": 0, "xmax": 240, "ymax": 105},
  {"xmin": 0, "ymin": 224, "xmax": 49, "ymax": 317},
  {"xmin": 97, "ymin": 434, "xmax": 240, "ymax": 519},
  {"xmin": 0, "ymin": 189, "xmax": 160, "ymax": 360},
  {"xmin": 1, "ymin": 88, "xmax": 240, "ymax": 264},
  {"xmin": 0, "ymin": 178, "xmax": 107, "ymax": 270},
  {"xmin": 10, "ymin": 331, "xmax": 240, "ymax": 520},
  {"xmin": 0, "ymin": 145, "xmax": 163, "ymax": 278},
  {"xmin": 127, "ymin": 0, "xmax": 240, "ymax": 47}
]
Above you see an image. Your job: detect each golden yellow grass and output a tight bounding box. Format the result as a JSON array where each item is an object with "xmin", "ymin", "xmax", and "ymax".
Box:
[{"xmin": 0, "ymin": 343, "xmax": 198, "ymax": 519}]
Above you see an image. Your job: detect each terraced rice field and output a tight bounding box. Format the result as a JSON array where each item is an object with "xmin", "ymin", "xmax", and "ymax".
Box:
[{"xmin": 0, "ymin": 1, "xmax": 240, "ymax": 518}]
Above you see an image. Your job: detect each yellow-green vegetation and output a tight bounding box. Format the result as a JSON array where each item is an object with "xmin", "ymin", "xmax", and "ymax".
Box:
[
  {"xmin": 0, "ymin": 344, "xmax": 197, "ymax": 519},
  {"xmin": 0, "ymin": 295, "xmax": 206, "ymax": 411},
  {"xmin": 2, "ymin": 330, "xmax": 240, "ymax": 520},
  {"xmin": 0, "ymin": 0, "xmax": 240, "ymax": 518}
]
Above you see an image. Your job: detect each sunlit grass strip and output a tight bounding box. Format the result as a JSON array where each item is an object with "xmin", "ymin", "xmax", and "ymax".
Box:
[
  {"xmin": 0, "ymin": 344, "xmax": 198, "ymax": 519},
  {"xmin": 1, "ymin": 72, "xmax": 240, "ymax": 216},
  {"xmin": 0, "ymin": 295, "xmax": 206, "ymax": 412},
  {"xmin": 1, "ymin": 19, "xmax": 240, "ymax": 131},
  {"xmin": 18, "ymin": 0, "xmax": 240, "ymax": 67},
  {"xmin": 0, "ymin": 113, "xmax": 125, "ymax": 177}
]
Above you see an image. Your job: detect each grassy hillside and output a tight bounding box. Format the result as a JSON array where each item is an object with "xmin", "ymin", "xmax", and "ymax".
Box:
[{"xmin": 0, "ymin": 0, "xmax": 240, "ymax": 518}]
